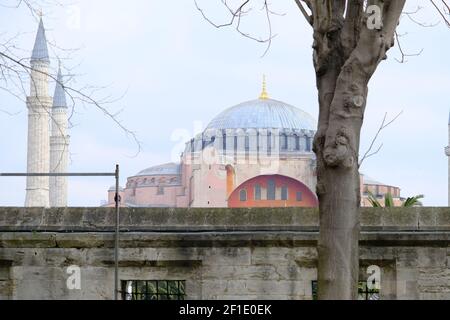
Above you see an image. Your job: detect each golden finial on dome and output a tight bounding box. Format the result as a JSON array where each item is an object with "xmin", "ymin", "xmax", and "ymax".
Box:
[
  {"xmin": 37, "ymin": 8, "xmax": 43, "ymax": 18},
  {"xmin": 259, "ymin": 74, "xmax": 269, "ymax": 100}
]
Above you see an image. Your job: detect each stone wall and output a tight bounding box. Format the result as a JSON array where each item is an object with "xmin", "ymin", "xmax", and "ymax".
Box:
[{"xmin": 0, "ymin": 207, "xmax": 449, "ymax": 300}]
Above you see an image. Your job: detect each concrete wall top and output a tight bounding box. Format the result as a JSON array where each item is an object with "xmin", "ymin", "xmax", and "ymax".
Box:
[{"xmin": 0, "ymin": 207, "xmax": 448, "ymax": 232}]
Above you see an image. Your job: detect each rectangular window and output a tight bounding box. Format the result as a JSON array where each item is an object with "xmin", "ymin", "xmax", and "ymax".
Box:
[
  {"xmin": 254, "ymin": 184, "xmax": 261, "ymax": 200},
  {"xmin": 296, "ymin": 191, "xmax": 302, "ymax": 201},
  {"xmin": 281, "ymin": 185, "xmax": 288, "ymax": 200},
  {"xmin": 267, "ymin": 179, "xmax": 275, "ymax": 200},
  {"xmin": 311, "ymin": 281, "xmax": 380, "ymax": 300},
  {"xmin": 121, "ymin": 280, "xmax": 185, "ymax": 300}
]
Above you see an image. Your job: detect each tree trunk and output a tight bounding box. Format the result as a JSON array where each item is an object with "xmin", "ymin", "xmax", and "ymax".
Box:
[
  {"xmin": 314, "ymin": 72, "xmax": 366, "ymax": 300},
  {"xmin": 305, "ymin": 0, "xmax": 407, "ymax": 300},
  {"xmin": 317, "ymin": 165, "xmax": 360, "ymax": 299}
]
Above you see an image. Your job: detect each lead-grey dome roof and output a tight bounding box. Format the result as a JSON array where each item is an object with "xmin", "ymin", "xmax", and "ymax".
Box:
[
  {"xmin": 135, "ymin": 162, "xmax": 180, "ymax": 177},
  {"xmin": 206, "ymin": 98, "xmax": 316, "ymax": 131}
]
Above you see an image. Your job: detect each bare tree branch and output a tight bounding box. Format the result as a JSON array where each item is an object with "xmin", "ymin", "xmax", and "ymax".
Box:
[
  {"xmin": 194, "ymin": 0, "xmax": 277, "ymax": 57},
  {"xmin": 431, "ymin": 0, "xmax": 450, "ymax": 27},
  {"xmin": 294, "ymin": 0, "xmax": 312, "ymax": 26},
  {"xmin": 394, "ymin": 30, "xmax": 424, "ymax": 63},
  {"xmin": 359, "ymin": 110, "xmax": 403, "ymax": 166}
]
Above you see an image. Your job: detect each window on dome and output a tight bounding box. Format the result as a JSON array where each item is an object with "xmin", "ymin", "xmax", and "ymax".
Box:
[
  {"xmin": 245, "ymin": 136, "xmax": 249, "ymax": 151},
  {"xmin": 306, "ymin": 136, "xmax": 311, "ymax": 151},
  {"xmin": 256, "ymin": 131, "xmax": 260, "ymax": 152},
  {"xmin": 222, "ymin": 133, "xmax": 226, "ymax": 151},
  {"xmin": 267, "ymin": 179, "xmax": 275, "ymax": 200},
  {"xmin": 281, "ymin": 185, "xmax": 288, "ymax": 200},
  {"xmin": 254, "ymin": 184, "xmax": 261, "ymax": 200},
  {"xmin": 267, "ymin": 132, "xmax": 272, "ymax": 155},
  {"xmin": 239, "ymin": 189, "xmax": 247, "ymax": 201},
  {"xmin": 281, "ymin": 134, "xmax": 288, "ymax": 150},
  {"xmin": 296, "ymin": 191, "xmax": 302, "ymax": 201},
  {"xmin": 295, "ymin": 135, "xmax": 300, "ymax": 150}
]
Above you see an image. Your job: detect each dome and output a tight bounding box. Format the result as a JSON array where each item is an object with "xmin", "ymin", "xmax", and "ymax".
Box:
[
  {"xmin": 135, "ymin": 162, "xmax": 180, "ymax": 177},
  {"xmin": 206, "ymin": 98, "xmax": 316, "ymax": 131}
]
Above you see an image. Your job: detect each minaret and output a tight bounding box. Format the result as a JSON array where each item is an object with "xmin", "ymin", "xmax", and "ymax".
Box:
[
  {"xmin": 25, "ymin": 17, "xmax": 51, "ymax": 207},
  {"xmin": 49, "ymin": 64, "xmax": 70, "ymax": 207},
  {"xmin": 446, "ymin": 112, "xmax": 450, "ymax": 206}
]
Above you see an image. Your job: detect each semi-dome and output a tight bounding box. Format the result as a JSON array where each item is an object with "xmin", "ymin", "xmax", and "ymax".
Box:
[
  {"xmin": 135, "ymin": 162, "xmax": 180, "ymax": 177},
  {"xmin": 206, "ymin": 98, "xmax": 316, "ymax": 131}
]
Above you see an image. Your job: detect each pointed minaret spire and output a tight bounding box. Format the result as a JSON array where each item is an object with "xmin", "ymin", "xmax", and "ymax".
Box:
[
  {"xmin": 259, "ymin": 74, "xmax": 269, "ymax": 100},
  {"xmin": 31, "ymin": 16, "xmax": 49, "ymax": 62},
  {"xmin": 53, "ymin": 63, "xmax": 67, "ymax": 108}
]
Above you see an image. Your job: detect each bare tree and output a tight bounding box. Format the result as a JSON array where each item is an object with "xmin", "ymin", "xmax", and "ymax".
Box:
[{"xmin": 196, "ymin": 0, "xmax": 450, "ymax": 299}]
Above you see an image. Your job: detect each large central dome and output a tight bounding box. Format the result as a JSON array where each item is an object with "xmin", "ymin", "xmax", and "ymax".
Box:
[{"xmin": 206, "ymin": 98, "xmax": 316, "ymax": 131}]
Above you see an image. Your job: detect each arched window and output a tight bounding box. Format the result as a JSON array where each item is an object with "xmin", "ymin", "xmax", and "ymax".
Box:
[
  {"xmin": 239, "ymin": 189, "xmax": 247, "ymax": 201},
  {"xmin": 281, "ymin": 185, "xmax": 288, "ymax": 200},
  {"xmin": 245, "ymin": 135, "xmax": 250, "ymax": 151},
  {"xmin": 254, "ymin": 184, "xmax": 261, "ymax": 200},
  {"xmin": 267, "ymin": 179, "xmax": 275, "ymax": 200}
]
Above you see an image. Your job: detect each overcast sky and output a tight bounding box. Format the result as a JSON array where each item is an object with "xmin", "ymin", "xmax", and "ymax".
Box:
[{"xmin": 0, "ymin": 0, "xmax": 449, "ymax": 206}]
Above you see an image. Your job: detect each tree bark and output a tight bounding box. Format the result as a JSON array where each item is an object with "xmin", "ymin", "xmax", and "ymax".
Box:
[{"xmin": 305, "ymin": 0, "xmax": 407, "ymax": 299}]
